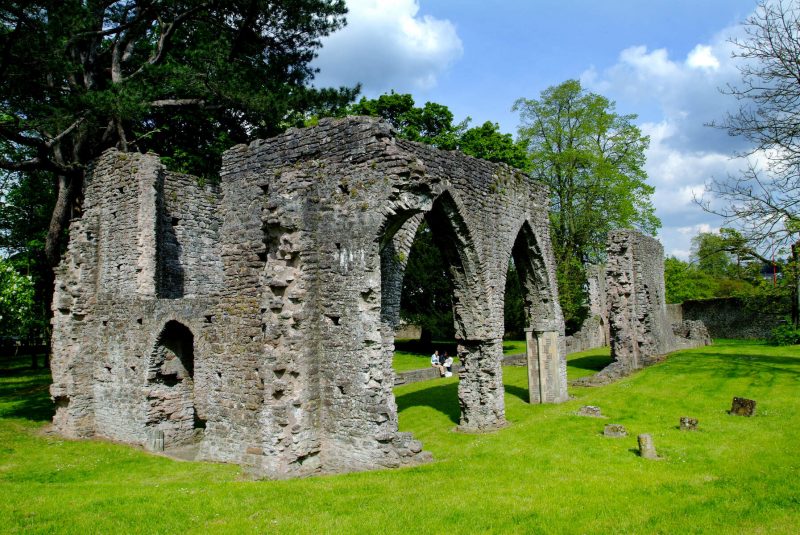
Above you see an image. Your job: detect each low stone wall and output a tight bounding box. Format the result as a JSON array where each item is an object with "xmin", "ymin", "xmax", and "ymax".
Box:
[
  {"xmin": 565, "ymin": 315, "xmax": 607, "ymax": 354},
  {"xmin": 681, "ymin": 297, "xmax": 783, "ymax": 339}
]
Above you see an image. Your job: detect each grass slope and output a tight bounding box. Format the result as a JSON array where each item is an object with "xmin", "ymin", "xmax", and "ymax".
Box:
[{"xmin": 1, "ymin": 341, "xmax": 799, "ymax": 533}]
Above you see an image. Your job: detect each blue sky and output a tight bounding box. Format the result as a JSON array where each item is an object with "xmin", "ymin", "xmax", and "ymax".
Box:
[{"xmin": 312, "ymin": 0, "xmax": 762, "ymax": 259}]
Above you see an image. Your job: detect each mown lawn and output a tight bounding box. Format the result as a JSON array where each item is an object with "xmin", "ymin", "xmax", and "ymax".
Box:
[
  {"xmin": 1, "ymin": 340, "xmax": 799, "ymax": 534},
  {"xmin": 393, "ymin": 338, "xmax": 529, "ymax": 372}
]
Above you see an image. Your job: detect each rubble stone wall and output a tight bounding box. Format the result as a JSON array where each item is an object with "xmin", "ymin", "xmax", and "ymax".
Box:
[
  {"xmin": 50, "ymin": 117, "xmax": 567, "ymax": 479},
  {"xmin": 680, "ymin": 297, "xmax": 783, "ymax": 339},
  {"xmin": 589, "ymin": 230, "xmax": 711, "ymax": 383}
]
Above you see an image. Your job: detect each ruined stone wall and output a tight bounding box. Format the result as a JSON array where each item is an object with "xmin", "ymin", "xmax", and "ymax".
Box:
[
  {"xmin": 50, "ymin": 151, "xmax": 221, "ymax": 445},
  {"xmin": 578, "ymin": 230, "xmax": 710, "ymax": 384},
  {"xmin": 564, "ymin": 264, "xmax": 609, "ymax": 353},
  {"xmin": 51, "ymin": 117, "xmax": 567, "ymax": 479},
  {"xmin": 605, "ymin": 230, "xmax": 673, "ymax": 373},
  {"xmin": 681, "ymin": 297, "xmax": 783, "ymax": 339},
  {"xmin": 158, "ymin": 173, "xmax": 223, "ymax": 298}
]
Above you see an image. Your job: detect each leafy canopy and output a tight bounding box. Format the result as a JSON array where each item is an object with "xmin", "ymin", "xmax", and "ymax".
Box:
[
  {"xmin": 514, "ymin": 80, "xmax": 659, "ymax": 330},
  {"xmin": 1, "ymin": 0, "xmax": 357, "ymax": 265}
]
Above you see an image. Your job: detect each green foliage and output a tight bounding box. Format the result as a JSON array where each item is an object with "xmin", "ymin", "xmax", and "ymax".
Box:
[
  {"xmin": 769, "ymin": 320, "xmax": 800, "ymax": 346},
  {"xmin": 400, "ymin": 221, "xmax": 455, "ymax": 340},
  {"xmin": 514, "ymin": 80, "xmax": 660, "ymax": 329},
  {"xmin": 347, "ymin": 92, "xmax": 468, "ymax": 150},
  {"xmin": 459, "ymin": 121, "xmax": 531, "ymax": 170},
  {"xmin": 0, "ymin": 172, "xmax": 58, "ymax": 339},
  {"xmin": 664, "ymin": 257, "xmax": 719, "ymax": 303},
  {"xmin": 1, "ymin": 1, "xmax": 357, "ymax": 177},
  {"xmin": 503, "ymin": 261, "xmax": 526, "ymax": 339},
  {"xmin": 0, "ymin": 259, "xmax": 35, "ymax": 338},
  {"xmin": 557, "ymin": 255, "xmax": 589, "ymax": 333}
]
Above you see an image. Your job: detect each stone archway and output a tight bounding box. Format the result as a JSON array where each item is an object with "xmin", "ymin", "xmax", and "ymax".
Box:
[
  {"xmin": 379, "ymin": 189, "xmax": 505, "ymax": 431},
  {"xmin": 508, "ymin": 221, "xmax": 568, "ymax": 404},
  {"xmin": 145, "ymin": 320, "xmax": 201, "ymax": 448}
]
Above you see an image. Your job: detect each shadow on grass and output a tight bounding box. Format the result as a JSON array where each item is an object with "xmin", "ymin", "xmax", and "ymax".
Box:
[
  {"xmin": 666, "ymin": 352, "xmax": 800, "ymax": 381},
  {"xmin": 0, "ymin": 366, "xmax": 54, "ymax": 422},
  {"xmin": 568, "ymin": 354, "xmax": 614, "ymax": 372},
  {"xmin": 395, "ymin": 381, "xmax": 461, "ymax": 424},
  {"xmin": 503, "ymin": 383, "xmax": 529, "ymax": 403}
]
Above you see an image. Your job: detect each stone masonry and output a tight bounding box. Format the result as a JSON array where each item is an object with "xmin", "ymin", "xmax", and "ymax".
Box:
[
  {"xmin": 50, "ymin": 116, "xmax": 568, "ymax": 479},
  {"xmin": 583, "ymin": 230, "xmax": 709, "ymax": 383}
]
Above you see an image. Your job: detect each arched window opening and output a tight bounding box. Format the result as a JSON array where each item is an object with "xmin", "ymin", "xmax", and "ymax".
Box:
[{"xmin": 146, "ymin": 321, "xmax": 203, "ymax": 448}]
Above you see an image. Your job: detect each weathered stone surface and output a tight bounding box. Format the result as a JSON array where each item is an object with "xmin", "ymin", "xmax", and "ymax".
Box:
[
  {"xmin": 146, "ymin": 428, "xmax": 165, "ymax": 452},
  {"xmin": 50, "ymin": 117, "xmax": 568, "ymax": 479},
  {"xmin": 681, "ymin": 297, "xmax": 783, "ymax": 339},
  {"xmin": 679, "ymin": 416, "xmax": 699, "ymax": 431},
  {"xmin": 604, "ymin": 424, "xmax": 628, "ymax": 437},
  {"xmin": 577, "ymin": 405, "xmax": 603, "ymax": 418},
  {"xmin": 637, "ymin": 433, "xmax": 659, "ymax": 459},
  {"xmin": 564, "ymin": 264, "xmax": 609, "ymax": 354},
  {"xmin": 730, "ymin": 397, "xmax": 757, "ymax": 417},
  {"xmin": 579, "ymin": 230, "xmax": 710, "ymax": 385}
]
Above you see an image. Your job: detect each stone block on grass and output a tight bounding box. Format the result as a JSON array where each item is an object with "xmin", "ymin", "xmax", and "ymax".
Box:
[
  {"xmin": 679, "ymin": 416, "xmax": 698, "ymax": 431},
  {"xmin": 603, "ymin": 424, "xmax": 627, "ymax": 437},
  {"xmin": 730, "ymin": 397, "xmax": 756, "ymax": 417}
]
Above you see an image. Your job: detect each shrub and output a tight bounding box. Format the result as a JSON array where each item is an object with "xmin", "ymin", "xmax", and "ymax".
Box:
[{"xmin": 769, "ymin": 319, "xmax": 800, "ymax": 346}]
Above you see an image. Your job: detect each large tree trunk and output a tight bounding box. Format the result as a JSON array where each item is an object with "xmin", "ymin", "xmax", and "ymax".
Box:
[{"xmin": 44, "ymin": 174, "xmax": 79, "ymax": 268}]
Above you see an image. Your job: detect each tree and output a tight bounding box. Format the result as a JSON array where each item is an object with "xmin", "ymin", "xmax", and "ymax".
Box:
[
  {"xmin": 400, "ymin": 221, "xmax": 454, "ymax": 342},
  {"xmin": 0, "ymin": 171, "xmax": 55, "ymax": 351},
  {"xmin": 0, "ymin": 258, "xmax": 34, "ymax": 340},
  {"xmin": 701, "ymin": 0, "xmax": 800, "ymax": 327},
  {"xmin": 0, "ymin": 1, "xmax": 356, "ymax": 267},
  {"xmin": 664, "ymin": 257, "xmax": 718, "ymax": 304},
  {"xmin": 459, "ymin": 121, "xmax": 531, "ymax": 171},
  {"xmin": 347, "ymin": 92, "xmax": 468, "ymax": 150},
  {"xmin": 514, "ymin": 80, "xmax": 660, "ymax": 331}
]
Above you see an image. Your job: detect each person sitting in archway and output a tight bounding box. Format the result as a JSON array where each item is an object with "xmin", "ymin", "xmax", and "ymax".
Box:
[{"xmin": 430, "ymin": 350, "xmax": 445, "ymax": 376}]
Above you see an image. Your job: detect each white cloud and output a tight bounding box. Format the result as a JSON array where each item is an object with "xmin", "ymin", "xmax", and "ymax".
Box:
[
  {"xmin": 686, "ymin": 45, "xmax": 720, "ymax": 70},
  {"xmin": 312, "ymin": 0, "xmax": 463, "ymax": 93},
  {"xmin": 579, "ymin": 18, "xmax": 758, "ymax": 261}
]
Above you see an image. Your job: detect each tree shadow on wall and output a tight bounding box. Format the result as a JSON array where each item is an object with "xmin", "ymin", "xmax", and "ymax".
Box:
[{"xmin": 395, "ymin": 380, "xmax": 461, "ymax": 425}]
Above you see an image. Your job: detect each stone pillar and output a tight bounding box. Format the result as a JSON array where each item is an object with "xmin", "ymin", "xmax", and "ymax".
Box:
[
  {"xmin": 526, "ymin": 329, "xmax": 560, "ymax": 403},
  {"xmin": 457, "ymin": 339, "xmax": 506, "ymax": 431}
]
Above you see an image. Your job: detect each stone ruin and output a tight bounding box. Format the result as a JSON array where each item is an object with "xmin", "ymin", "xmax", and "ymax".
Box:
[
  {"xmin": 564, "ymin": 264, "xmax": 609, "ymax": 354},
  {"xmin": 578, "ymin": 230, "xmax": 710, "ymax": 384},
  {"xmin": 49, "ymin": 116, "xmax": 569, "ymax": 479}
]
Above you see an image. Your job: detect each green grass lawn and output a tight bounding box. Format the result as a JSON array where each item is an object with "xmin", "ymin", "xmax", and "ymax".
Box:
[
  {"xmin": 392, "ymin": 338, "xmax": 530, "ymax": 372},
  {"xmin": 2, "ymin": 340, "xmax": 799, "ymax": 533}
]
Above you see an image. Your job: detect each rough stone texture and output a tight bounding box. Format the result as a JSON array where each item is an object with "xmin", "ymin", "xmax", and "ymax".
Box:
[
  {"xmin": 637, "ymin": 433, "xmax": 659, "ymax": 459},
  {"xmin": 564, "ymin": 264, "xmax": 609, "ymax": 354},
  {"xmin": 681, "ymin": 297, "xmax": 783, "ymax": 339},
  {"xmin": 666, "ymin": 303, "xmax": 683, "ymax": 325},
  {"xmin": 672, "ymin": 320, "xmax": 711, "ymax": 346},
  {"xmin": 604, "ymin": 424, "xmax": 628, "ymax": 437},
  {"xmin": 50, "ymin": 117, "xmax": 567, "ymax": 479},
  {"xmin": 730, "ymin": 397, "xmax": 756, "ymax": 417},
  {"xmin": 582, "ymin": 230, "xmax": 710, "ymax": 384},
  {"xmin": 679, "ymin": 416, "xmax": 699, "ymax": 431},
  {"xmin": 577, "ymin": 405, "xmax": 603, "ymax": 418}
]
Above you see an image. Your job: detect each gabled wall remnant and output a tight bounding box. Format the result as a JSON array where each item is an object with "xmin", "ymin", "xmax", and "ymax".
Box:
[{"xmin": 50, "ymin": 117, "xmax": 567, "ymax": 479}]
